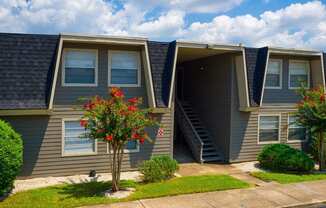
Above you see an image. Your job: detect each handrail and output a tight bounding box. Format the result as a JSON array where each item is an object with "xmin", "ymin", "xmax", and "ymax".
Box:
[{"xmin": 176, "ymin": 100, "xmax": 204, "ymax": 163}]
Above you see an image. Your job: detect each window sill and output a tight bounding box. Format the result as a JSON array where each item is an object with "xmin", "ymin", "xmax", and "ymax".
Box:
[
  {"xmin": 62, "ymin": 83, "xmax": 98, "ymax": 87},
  {"xmin": 265, "ymin": 87, "xmax": 282, "ymax": 90},
  {"xmin": 258, "ymin": 141, "xmax": 280, "ymax": 145},
  {"xmin": 108, "ymin": 84, "xmax": 140, "ymax": 88},
  {"xmin": 62, "ymin": 152, "xmax": 97, "ymax": 157},
  {"xmin": 287, "ymin": 140, "xmax": 307, "ymax": 143}
]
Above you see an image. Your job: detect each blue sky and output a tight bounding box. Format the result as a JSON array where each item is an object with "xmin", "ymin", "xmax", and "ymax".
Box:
[{"xmin": 0, "ymin": 0, "xmax": 325, "ymax": 50}]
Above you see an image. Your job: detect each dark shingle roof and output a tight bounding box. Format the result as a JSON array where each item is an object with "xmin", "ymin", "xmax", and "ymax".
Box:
[
  {"xmin": 147, "ymin": 41, "xmax": 176, "ymax": 108},
  {"xmin": 0, "ymin": 33, "xmax": 59, "ymax": 110},
  {"xmin": 244, "ymin": 47, "xmax": 268, "ymax": 107}
]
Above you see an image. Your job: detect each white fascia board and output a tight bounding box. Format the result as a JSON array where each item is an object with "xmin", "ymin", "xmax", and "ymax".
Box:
[
  {"xmin": 49, "ymin": 37, "xmax": 63, "ymax": 109},
  {"xmin": 176, "ymin": 40, "xmax": 242, "ymax": 51},
  {"xmin": 61, "ymin": 33, "xmax": 147, "ymax": 45},
  {"xmin": 269, "ymin": 47, "xmax": 321, "ymax": 56},
  {"xmin": 168, "ymin": 44, "xmax": 179, "ymax": 108}
]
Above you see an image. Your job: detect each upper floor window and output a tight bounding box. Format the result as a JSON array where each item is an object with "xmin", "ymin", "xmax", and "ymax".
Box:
[
  {"xmin": 108, "ymin": 51, "xmax": 141, "ymax": 87},
  {"xmin": 265, "ymin": 59, "xmax": 282, "ymax": 89},
  {"xmin": 62, "ymin": 120, "xmax": 96, "ymax": 156},
  {"xmin": 258, "ymin": 115, "xmax": 280, "ymax": 144},
  {"xmin": 288, "ymin": 115, "xmax": 306, "ymax": 142},
  {"xmin": 288, "ymin": 60, "xmax": 310, "ymax": 89},
  {"xmin": 63, "ymin": 49, "xmax": 98, "ymax": 86}
]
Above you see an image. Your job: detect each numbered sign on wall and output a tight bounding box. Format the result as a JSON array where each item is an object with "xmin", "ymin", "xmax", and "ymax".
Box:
[{"xmin": 157, "ymin": 128, "xmax": 164, "ymax": 137}]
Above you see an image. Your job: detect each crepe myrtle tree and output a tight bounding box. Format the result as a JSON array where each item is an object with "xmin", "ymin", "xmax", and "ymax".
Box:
[
  {"xmin": 80, "ymin": 87, "xmax": 158, "ymax": 192},
  {"xmin": 295, "ymin": 86, "xmax": 326, "ymax": 171}
]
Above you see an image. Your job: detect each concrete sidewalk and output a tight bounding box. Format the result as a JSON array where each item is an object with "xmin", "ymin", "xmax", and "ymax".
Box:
[{"xmin": 86, "ymin": 180, "xmax": 326, "ymax": 208}]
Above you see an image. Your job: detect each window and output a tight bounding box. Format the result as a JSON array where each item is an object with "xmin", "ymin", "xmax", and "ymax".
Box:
[
  {"xmin": 265, "ymin": 59, "xmax": 282, "ymax": 89},
  {"xmin": 108, "ymin": 51, "xmax": 140, "ymax": 87},
  {"xmin": 258, "ymin": 115, "xmax": 280, "ymax": 143},
  {"xmin": 107, "ymin": 140, "xmax": 139, "ymax": 153},
  {"xmin": 125, "ymin": 140, "xmax": 139, "ymax": 152},
  {"xmin": 63, "ymin": 49, "xmax": 97, "ymax": 86},
  {"xmin": 62, "ymin": 120, "xmax": 96, "ymax": 156},
  {"xmin": 289, "ymin": 60, "xmax": 310, "ymax": 89},
  {"xmin": 288, "ymin": 115, "xmax": 306, "ymax": 142}
]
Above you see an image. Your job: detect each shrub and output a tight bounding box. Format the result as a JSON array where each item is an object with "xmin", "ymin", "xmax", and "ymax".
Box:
[
  {"xmin": 139, "ymin": 155, "xmax": 179, "ymax": 182},
  {"xmin": 0, "ymin": 120, "xmax": 23, "ymax": 196},
  {"xmin": 258, "ymin": 144, "xmax": 314, "ymax": 173}
]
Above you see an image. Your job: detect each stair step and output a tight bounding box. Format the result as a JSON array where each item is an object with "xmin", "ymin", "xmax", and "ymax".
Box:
[
  {"xmin": 202, "ymin": 156, "xmax": 222, "ymax": 162},
  {"xmin": 203, "ymin": 147, "xmax": 216, "ymax": 151},
  {"xmin": 203, "ymin": 151, "xmax": 219, "ymax": 156},
  {"xmin": 203, "ymin": 141, "xmax": 214, "ymax": 145},
  {"xmin": 197, "ymin": 131, "xmax": 209, "ymax": 135}
]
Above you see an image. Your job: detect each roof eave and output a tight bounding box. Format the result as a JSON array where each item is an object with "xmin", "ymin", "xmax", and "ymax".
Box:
[{"xmin": 60, "ymin": 33, "xmax": 148, "ymax": 45}]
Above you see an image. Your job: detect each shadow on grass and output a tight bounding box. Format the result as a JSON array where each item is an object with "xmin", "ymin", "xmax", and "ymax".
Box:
[{"xmin": 57, "ymin": 180, "xmax": 136, "ymax": 199}]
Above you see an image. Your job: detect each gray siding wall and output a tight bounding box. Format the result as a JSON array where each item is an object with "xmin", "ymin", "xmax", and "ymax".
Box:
[
  {"xmin": 2, "ymin": 42, "xmax": 174, "ymax": 178},
  {"xmin": 230, "ymin": 66, "xmax": 306, "ymax": 162},
  {"xmin": 54, "ymin": 43, "xmax": 148, "ymax": 107},
  {"xmin": 180, "ymin": 54, "xmax": 233, "ymax": 160},
  {"xmin": 262, "ymin": 55, "xmax": 316, "ymax": 105},
  {"xmin": 2, "ymin": 110, "xmax": 173, "ymax": 178}
]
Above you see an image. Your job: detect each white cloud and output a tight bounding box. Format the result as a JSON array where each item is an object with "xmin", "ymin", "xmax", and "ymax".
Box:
[
  {"xmin": 131, "ymin": 10, "xmax": 185, "ymax": 38},
  {"xmin": 120, "ymin": 0, "xmax": 243, "ymax": 14},
  {"xmin": 0, "ymin": 0, "xmax": 325, "ymax": 50},
  {"xmin": 184, "ymin": 1, "xmax": 326, "ymax": 50},
  {"xmin": 167, "ymin": 0, "xmax": 243, "ymax": 13}
]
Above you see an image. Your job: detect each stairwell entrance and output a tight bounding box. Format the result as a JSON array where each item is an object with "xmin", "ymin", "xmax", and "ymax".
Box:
[{"xmin": 173, "ymin": 44, "xmax": 241, "ymax": 164}]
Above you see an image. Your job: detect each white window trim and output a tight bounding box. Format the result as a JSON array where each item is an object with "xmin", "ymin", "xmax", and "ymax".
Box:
[
  {"xmin": 61, "ymin": 118, "xmax": 97, "ymax": 157},
  {"xmin": 106, "ymin": 140, "xmax": 140, "ymax": 154},
  {"xmin": 288, "ymin": 60, "xmax": 310, "ymax": 90},
  {"xmin": 265, "ymin": 59, "xmax": 283, "ymax": 89},
  {"xmin": 287, "ymin": 114, "xmax": 308, "ymax": 143},
  {"xmin": 257, "ymin": 114, "xmax": 281, "ymax": 145},
  {"xmin": 62, "ymin": 48, "xmax": 98, "ymax": 87},
  {"xmin": 108, "ymin": 50, "xmax": 141, "ymax": 87}
]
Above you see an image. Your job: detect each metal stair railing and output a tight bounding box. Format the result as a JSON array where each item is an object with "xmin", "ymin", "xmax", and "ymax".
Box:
[{"xmin": 176, "ymin": 100, "xmax": 204, "ymax": 163}]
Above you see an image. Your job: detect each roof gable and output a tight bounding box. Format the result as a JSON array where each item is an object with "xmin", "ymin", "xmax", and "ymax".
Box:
[
  {"xmin": 244, "ymin": 47, "xmax": 269, "ymax": 107},
  {"xmin": 0, "ymin": 33, "xmax": 59, "ymax": 110},
  {"xmin": 147, "ymin": 41, "xmax": 176, "ymax": 108}
]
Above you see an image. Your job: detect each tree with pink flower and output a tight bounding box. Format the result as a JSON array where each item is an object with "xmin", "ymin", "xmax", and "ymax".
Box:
[
  {"xmin": 80, "ymin": 88, "xmax": 158, "ymax": 192},
  {"xmin": 296, "ymin": 86, "xmax": 326, "ymax": 170}
]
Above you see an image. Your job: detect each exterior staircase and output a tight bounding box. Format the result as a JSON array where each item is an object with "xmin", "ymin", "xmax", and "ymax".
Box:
[{"xmin": 176, "ymin": 100, "xmax": 222, "ymax": 163}]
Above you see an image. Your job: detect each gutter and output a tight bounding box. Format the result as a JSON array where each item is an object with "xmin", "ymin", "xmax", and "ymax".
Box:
[{"xmin": 0, "ymin": 109, "xmax": 52, "ymax": 116}]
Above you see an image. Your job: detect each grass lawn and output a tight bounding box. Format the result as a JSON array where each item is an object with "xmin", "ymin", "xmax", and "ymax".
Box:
[
  {"xmin": 251, "ymin": 171, "xmax": 326, "ymax": 184},
  {"xmin": 0, "ymin": 175, "xmax": 249, "ymax": 208}
]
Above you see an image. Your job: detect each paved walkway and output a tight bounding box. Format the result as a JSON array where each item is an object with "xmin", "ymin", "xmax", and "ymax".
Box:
[
  {"xmin": 177, "ymin": 162, "xmax": 268, "ymax": 186},
  {"xmin": 86, "ymin": 180, "xmax": 326, "ymax": 208}
]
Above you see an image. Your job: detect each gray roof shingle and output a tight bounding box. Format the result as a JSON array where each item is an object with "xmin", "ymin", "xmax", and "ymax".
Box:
[
  {"xmin": 147, "ymin": 41, "xmax": 176, "ymax": 108},
  {"xmin": 0, "ymin": 33, "xmax": 59, "ymax": 110},
  {"xmin": 244, "ymin": 47, "xmax": 268, "ymax": 107}
]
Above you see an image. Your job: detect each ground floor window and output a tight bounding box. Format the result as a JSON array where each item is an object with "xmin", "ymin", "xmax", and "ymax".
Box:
[
  {"xmin": 63, "ymin": 120, "xmax": 96, "ymax": 156},
  {"xmin": 125, "ymin": 140, "xmax": 139, "ymax": 152},
  {"xmin": 288, "ymin": 115, "xmax": 306, "ymax": 142},
  {"xmin": 107, "ymin": 140, "xmax": 139, "ymax": 153},
  {"xmin": 258, "ymin": 115, "xmax": 280, "ymax": 143}
]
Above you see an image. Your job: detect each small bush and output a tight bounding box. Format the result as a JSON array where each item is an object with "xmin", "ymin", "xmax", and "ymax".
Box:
[
  {"xmin": 258, "ymin": 144, "xmax": 314, "ymax": 173},
  {"xmin": 139, "ymin": 155, "xmax": 179, "ymax": 182},
  {"xmin": 0, "ymin": 120, "xmax": 23, "ymax": 196}
]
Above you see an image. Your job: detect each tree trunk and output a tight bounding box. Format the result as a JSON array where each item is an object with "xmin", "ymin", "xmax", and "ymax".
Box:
[
  {"xmin": 320, "ymin": 131, "xmax": 325, "ymax": 171},
  {"xmin": 117, "ymin": 146, "xmax": 124, "ymax": 185},
  {"xmin": 111, "ymin": 147, "xmax": 119, "ymax": 192}
]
